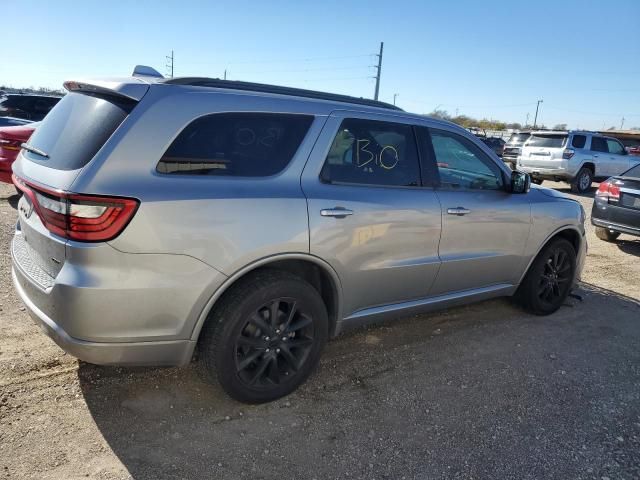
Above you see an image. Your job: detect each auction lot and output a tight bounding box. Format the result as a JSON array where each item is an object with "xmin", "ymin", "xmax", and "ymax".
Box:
[{"xmin": 0, "ymin": 181, "xmax": 639, "ymax": 479}]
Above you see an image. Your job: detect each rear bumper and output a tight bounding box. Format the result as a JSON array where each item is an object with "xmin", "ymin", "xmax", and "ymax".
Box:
[
  {"xmin": 591, "ymin": 217, "xmax": 640, "ymax": 237},
  {"xmin": 12, "ymin": 266, "xmax": 196, "ymax": 366}
]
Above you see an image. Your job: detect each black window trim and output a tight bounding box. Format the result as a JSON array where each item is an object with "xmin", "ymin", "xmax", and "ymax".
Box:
[{"xmin": 318, "ymin": 117, "xmax": 425, "ymax": 190}]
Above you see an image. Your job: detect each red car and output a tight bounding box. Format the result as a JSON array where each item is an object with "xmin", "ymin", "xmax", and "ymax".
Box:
[{"xmin": 0, "ymin": 123, "xmax": 36, "ymax": 184}]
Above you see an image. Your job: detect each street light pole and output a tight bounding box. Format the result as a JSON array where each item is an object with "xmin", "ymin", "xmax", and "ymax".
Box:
[
  {"xmin": 533, "ymin": 99, "xmax": 543, "ymax": 129},
  {"xmin": 393, "ymin": 93, "xmax": 398, "ymax": 105}
]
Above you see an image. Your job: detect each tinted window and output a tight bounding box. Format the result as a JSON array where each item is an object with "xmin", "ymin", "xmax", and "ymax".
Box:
[
  {"xmin": 624, "ymin": 164, "xmax": 640, "ymax": 178},
  {"xmin": 430, "ymin": 129, "xmax": 504, "ymax": 190},
  {"xmin": 158, "ymin": 113, "xmax": 313, "ymax": 176},
  {"xmin": 572, "ymin": 135, "xmax": 586, "ymax": 148},
  {"xmin": 606, "ymin": 139, "xmax": 625, "ymax": 155},
  {"xmin": 527, "ymin": 134, "xmax": 567, "ymax": 148},
  {"xmin": 23, "ymin": 92, "xmax": 131, "ymax": 170},
  {"xmin": 591, "ymin": 137, "xmax": 608, "ymax": 152},
  {"xmin": 507, "ymin": 133, "xmax": 530, "ymax": 145},
  {"xmin": 320, "ymin": 118, "xmax": 420, "ymax": 187}
]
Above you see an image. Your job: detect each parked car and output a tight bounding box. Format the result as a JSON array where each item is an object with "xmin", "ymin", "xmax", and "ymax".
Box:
[
  {"xmin": 11, "ymin": 70, "xmax": 586, "ymax": 403},
  {"xmin": 502, "ymin": 132, "xmax": 531, "ymax": 169},
  {"xmin": 591, "ymin": 163, "xmax": 640, "ymax": 241},
  {"xmin": 518, "ymin": 131, "xmax": 640, "ymax": 193},
  {"xmin": 479, "ymin": 136, "xmax": 505, "ymax": 157},
  {"xmin": 627, "ymin": 145, "xmax": 640, "ymax": 156},
  {"xmin": 0, "ymin": 94, "xmax": 61, "ymax": 121},
  {"xmin": 0, "ymin": 123, "xmax": 37, "ymax": 185}
]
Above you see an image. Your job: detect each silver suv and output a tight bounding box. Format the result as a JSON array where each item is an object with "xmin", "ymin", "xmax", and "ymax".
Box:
[
  {"xmin": 518, "ymin": 130, "xmax": 639, "ymax": 193},
  {"xmin": 11, "ymin": 70, "xmax": 587, "ymax": 403}
]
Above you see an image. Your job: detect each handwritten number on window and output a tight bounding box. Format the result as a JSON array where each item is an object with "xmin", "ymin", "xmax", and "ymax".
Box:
[{"xmin": 356, "ymin": 139, "xmax": 399, "ymax": 171}]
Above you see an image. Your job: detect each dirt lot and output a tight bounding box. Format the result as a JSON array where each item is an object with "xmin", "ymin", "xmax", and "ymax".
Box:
[{"xmin": 1, "ymin": 181, "xmax": 639, "ymax": 479}]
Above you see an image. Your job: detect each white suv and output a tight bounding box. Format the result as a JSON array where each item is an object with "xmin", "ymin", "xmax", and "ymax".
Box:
[{"xmin": 518, "ymin": 131, "xmax": 639, "ymax": 193}]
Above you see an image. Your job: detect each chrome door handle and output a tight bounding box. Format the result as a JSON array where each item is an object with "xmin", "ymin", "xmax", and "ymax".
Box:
[
  {"xmin": 320, "ymin": 207, "xmax": 353, "ymax": 218},
  {"xmin": 447, "ymin": 207, "xmax": 471, "ymax": 216}
]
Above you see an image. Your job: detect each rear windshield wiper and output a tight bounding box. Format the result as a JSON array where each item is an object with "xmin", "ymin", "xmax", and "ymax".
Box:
[{"xmin": 21, "ymin": 143, "xmax": 49, "ymax": 158}]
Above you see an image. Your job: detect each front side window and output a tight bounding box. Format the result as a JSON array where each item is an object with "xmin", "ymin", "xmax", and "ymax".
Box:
[
  {"xmin": 158, "ymin": 113, "xmax": 313, "ymax": 176},
  {"xmin": 591, "ymin": 137, "xmax": 608, "ymax": 152},
  {"xmin": 430, "ymin": 129, "xmax": 504, "ymax": 190},
  {"xmin": 320, "ymin": 118, "xmax": 420, "ymax": 187},
  {"xmin": 606, "ymin": 139, "xmax": 625, "ymax": 155}
]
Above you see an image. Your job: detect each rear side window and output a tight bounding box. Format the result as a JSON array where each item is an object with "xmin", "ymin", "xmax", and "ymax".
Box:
[
  {"xmin": 591, "ymin": 137, "xmax": 608, "ymax": 152},
  {"xmin": 572, "ymin": 135, "xmax": 587, "ymax": 148},
  {"xmin": 320, "ymin": 118, "xmax": 420, "ymax": 187},
  {"xmin": 158, "ymin": 113, "xmax": 313, "ymax": 176},
  {"xmin": 22, "ymin": 92, "xmax": 131, "ymax": 170},
  {"xmin": 527, "ymin": 134, "xmax": 567, "ymax": 148}
]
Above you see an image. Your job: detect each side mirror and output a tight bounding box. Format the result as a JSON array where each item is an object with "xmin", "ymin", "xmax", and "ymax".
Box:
[{"xmin": 511, "ymin": 170, "xmax": 531, "ymax": 194}]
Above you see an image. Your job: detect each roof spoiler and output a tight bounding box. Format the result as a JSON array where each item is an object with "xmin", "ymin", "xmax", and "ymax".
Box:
[
  {"xmin": 63, "ymin": 78, "xmax": 150, "ymax": 102},
  {"xmin": 132, "ymin": 65, "xmax": 164, "ymax": 79}
]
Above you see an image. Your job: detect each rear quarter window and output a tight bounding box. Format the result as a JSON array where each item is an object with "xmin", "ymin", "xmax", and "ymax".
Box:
[
  {"xmin": 157, "ymin": 113, "xmax": 314, "ymax": 176},
  {"xmin": 572, "ymin": 135, "xmax": 587, "ymax": 148}
]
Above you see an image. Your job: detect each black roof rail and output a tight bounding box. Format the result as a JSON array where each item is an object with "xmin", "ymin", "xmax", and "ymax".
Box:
[{"xmin": 162, "ymin": 77, "xmax": 403, "ymax": 111}]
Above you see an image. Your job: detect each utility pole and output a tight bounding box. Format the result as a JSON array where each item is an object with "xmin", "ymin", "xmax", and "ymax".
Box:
[
  {"xmin": 620, "ymin": 117, "xmax": 625, "ymax": 129},
  {"xmin": 166, "ymin": 50, "xmax": 174, "ymax": 78},
  {"xmin": 393, "ymin": 93, "xmax": 398, "ymax": 105},
  {"xmin": 224, "ymin": 69, "xmax": 227, "ymax": 80},
  {"xmin": 533, "ymin": 99, "xmax": 543, "ymax": 128},
  {"xmin": 373, "ymin": 42, "xmax": 384, "ymax": 101},
  {"xmin": 525, "ymin": 112, "xmax": 530, "ymax": 127}
]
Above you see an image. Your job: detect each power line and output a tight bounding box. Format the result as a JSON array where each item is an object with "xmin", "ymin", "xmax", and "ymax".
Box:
[{"xmin": 186, "ymin": 53, "xmax": 373, "ymax": 67}]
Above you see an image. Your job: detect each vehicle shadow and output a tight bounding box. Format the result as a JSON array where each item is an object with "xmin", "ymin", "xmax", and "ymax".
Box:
[
  {"xmin": 616, "ymin": 238, "xmax": 640, "ymax": 257},
  {"xmin": 8, "ymin": 193, "xmax": 20, "ymax": 209},
  {"xmin": 77, "ymin": 287, "xmax": 640, "ymax": 479},
  {"xmin": 547, "ymin": 184, "xmax": 597, "ymax": 198}
]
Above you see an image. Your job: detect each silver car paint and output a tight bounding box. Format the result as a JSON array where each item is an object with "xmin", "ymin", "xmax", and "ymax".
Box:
[{"xmin": 11, "ymin": 78, "xmax": 587, "ymax": 366}]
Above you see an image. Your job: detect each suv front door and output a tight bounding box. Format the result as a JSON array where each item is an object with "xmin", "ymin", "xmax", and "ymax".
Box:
[
  {"xmin": 605, "ymin": 138, "xmax": 631, "ymax": 176},
  {"xmin": 301, "ymin": 112, "xmax": 442, "ymax": 318},
  {"xmin": 420, "ymin": 126, "xmax": 532, "ymax": 295}
]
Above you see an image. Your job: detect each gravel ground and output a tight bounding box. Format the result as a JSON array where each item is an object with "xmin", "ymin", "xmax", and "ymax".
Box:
[{"xmin": 0, "ymin": 180, "xmax": 639, "ymax": 480}]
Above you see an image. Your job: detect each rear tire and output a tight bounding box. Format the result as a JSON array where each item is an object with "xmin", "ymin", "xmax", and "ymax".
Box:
[
  {"xmin": 199, "ymin": 269, "xmax": 328, "ymax": 403},
  {"xmin": 595, "ymin": 226, "xmax": 620, "ymax": 242},
  {"xmin": 516, "ymin": 238, "xmax": 577, "ymax": 315},
  {"xmin": 570, "ymin": 167, "xmax": 593, "ymax": 193}
]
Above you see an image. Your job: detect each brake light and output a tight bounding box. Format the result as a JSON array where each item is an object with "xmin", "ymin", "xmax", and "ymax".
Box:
[
  {"xmin": 12, "ymin": 175, "xmax": 138, "ymax": 242},
  {"xmin": 562, "ymin": 148, "xmax": 575, "ymax": 159},
  {"xmin": 0, "ymin": 138, "xmax": 22, "ymax": 151},
  {"xmin": 596, "ymin": 180, "xmax": 620, "ymax": 202}
]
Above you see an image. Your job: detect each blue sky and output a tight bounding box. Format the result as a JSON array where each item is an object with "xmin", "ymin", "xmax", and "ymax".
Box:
[{"xmin": 3, "ymin": 0, "xmax": 639, "ymax": 129}]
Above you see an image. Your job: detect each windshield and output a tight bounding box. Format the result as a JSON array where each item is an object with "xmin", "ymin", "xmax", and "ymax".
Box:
[
  {"xmin": 22, "ymin": 92, "xmax": 132, "ymax": 170},
  {"xmin": 526, "ymin": 134, "xmax": 567, "ymax": 148}
]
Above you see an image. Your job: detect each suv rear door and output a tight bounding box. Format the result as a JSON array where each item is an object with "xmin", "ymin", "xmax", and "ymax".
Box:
[{"xmin": 301, "ymin": 111, "xmax": 442, "ymax": 318}]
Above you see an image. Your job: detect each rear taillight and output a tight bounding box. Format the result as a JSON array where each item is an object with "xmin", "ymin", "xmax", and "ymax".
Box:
[
  {"xmin": 596, "ymin": 180, "xmax": 620, "ymax": 203},
  {"xmin": 0, "ymin": 137, "xmax": 22, "ymax": 151},
  {"xmin": 562, "ymin": 148, "xmax": 575, "ymax": 159},
  {"xmin": 13, "ymin": 174, "xmax": 138, "ymax": 242}
]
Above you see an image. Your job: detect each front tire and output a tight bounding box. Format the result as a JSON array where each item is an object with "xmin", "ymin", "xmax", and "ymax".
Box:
[
  {"xmin": 199, "ymin": 270, "xmax": 328, "ymax": 403},
  {"xmin": 516, "ymin": 238, "xmax": 577, "ymax": 315},
  {"xmin": 570, "ymin": 167, "xmax": 593, "ymax": 193},
  {"xmin": 595, "ymin": 226, "xmax": 620, "ymax": 242}
]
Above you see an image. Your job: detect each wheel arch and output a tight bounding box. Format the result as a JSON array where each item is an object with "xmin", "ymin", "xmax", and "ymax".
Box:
[
  {"xmin": 190, "ymin": 254, "xmax": 344, "ymax": 343},
  {"xmin": 517, "ymin": 225, "xmax": 583, "ymax": 285}
]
